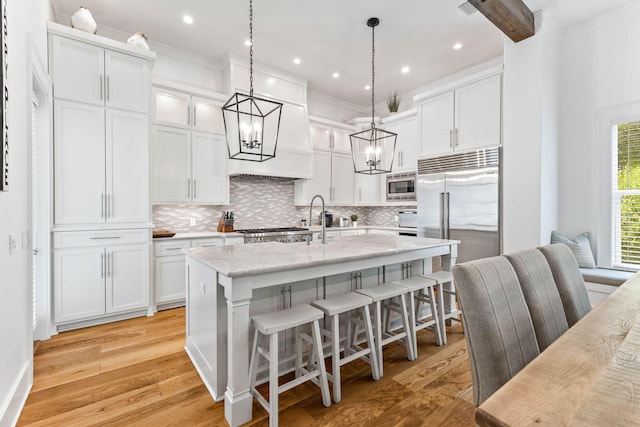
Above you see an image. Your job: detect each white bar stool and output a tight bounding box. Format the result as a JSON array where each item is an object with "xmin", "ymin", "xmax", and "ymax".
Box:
[
  {"xmin": 421, "ymin": 270, "xmax": 457, "ymax": 345},
  {"xmin": 355, "ymin": 284, "xmax": 415, "ymax": 377},
  {"xmin": 391, "ymin": 275, "xmax": 443, "ymax": 358},
  {"xmin": 249, "ymin": 304, "xmax": 331, "ymax": 427},
  {"xmin": 311, "ymin": 292, "xmax": 380, "ymax": 403}
]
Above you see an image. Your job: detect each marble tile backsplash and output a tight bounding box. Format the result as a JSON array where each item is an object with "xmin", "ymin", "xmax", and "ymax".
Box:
[{"xmin": 153, "ymin": 175, "xmax": 415, "ymax": 232}]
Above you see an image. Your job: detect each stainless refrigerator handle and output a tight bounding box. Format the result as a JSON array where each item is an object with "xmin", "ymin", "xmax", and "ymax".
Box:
[
  {"xmin": 444, "ymin": 192, "xmax": 450, "ymax": 240},
  {"xmin": 439, "ymin": 192, "xmax": 446, "ymax": 239}
]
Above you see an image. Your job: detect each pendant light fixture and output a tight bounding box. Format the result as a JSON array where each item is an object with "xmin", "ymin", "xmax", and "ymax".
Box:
[
  {"xmin": 350, "ymin": 17, "xmax": 397, "ymax": 175},
  {"xmin": 222, "ymin": 0, "xmax": 282, "ymax": 162}
]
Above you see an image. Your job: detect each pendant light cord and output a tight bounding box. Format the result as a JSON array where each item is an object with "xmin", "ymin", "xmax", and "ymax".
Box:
[
  {"xmin": 249, "ymin": 0, "xmax": 254, "ymax": 97},
  {"xmin": 371, "ymin": 22, "xmax": 375, "ymax": 128}
]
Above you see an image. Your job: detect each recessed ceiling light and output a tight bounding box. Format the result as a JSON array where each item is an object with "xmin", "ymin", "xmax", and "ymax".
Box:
[
  {"xmin": 183, "ymin": 15, "xmax": 194, "ymax": 24},
  {"xmin": 453, "ymin": 42, "xmax": 463, "ymax": 50},
  {"xmin": 401, "ymin": 66, "xmax": 410, "ymax": 74},
  {"xmin": 364, "ymin": 85, "xmax": 371, "ymax": 90},
  {"xmin": 332, "ymin": 72, "xmax": 340, "ymax": 79},
  {"xmin": 293, "ymin": 58, "xmax": 301, "ymax": 65},
  {"xmin": 244, "ymin": 39, "xmax": 252, "ymax": 47}
]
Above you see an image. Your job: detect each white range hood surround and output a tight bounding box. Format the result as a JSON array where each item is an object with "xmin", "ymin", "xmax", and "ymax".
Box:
[{"xmin": 223, "ymin": 55, "xmax": 312, "ymax": 179}]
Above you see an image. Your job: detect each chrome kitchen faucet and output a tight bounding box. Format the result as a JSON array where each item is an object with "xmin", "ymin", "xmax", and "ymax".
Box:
[{"xmin": 309, "ymin": 194, "xmax": 326, "ymax": 244}]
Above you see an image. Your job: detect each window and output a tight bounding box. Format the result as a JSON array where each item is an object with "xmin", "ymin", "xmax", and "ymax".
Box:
[{"xmin": 612, "ymin": 120, "xmax": 640, "ymax": 268}]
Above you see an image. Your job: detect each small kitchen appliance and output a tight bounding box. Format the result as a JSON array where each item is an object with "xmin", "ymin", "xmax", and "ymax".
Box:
[{"xmin": 323, "ymin": 211, "xmax": 334, "ymax": 227}]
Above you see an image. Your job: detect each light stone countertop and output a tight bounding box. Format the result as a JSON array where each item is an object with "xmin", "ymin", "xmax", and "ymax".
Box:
[
  {"xmin": 309, "ymin": 225, "xmax": 417, "ymax": 234},
  {"xmin": 183, "ymin": 234, "xmax": 458, "ymax": 277},
  {"xmin": 154, "ymin": 231, "xmax": 243, "ymax": 240}
]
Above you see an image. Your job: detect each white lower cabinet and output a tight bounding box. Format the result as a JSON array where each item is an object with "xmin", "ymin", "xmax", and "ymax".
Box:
[
  {"xmin": 154, "ymin": 236, "xmax": 243, "ymax": 308},
  {"xmin": 53, "ymin": 230, "xmax": 150, "ymax": 325}
]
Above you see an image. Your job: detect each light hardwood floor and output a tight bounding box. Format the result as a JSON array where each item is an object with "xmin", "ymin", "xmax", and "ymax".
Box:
[{"xmin": 17, "ymin": 308, "xmax": 475, "ymax": 426}]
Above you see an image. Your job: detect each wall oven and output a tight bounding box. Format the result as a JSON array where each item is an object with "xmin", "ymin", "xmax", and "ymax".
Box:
[{"xmin": 386, "ymin": 172, "xmax": 416, "ymax": 202}]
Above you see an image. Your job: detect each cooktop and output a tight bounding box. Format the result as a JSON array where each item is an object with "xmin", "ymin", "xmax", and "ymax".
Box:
[{"xmin": 234, "ymin": 227, "xmax": 309, "ymax": 234}]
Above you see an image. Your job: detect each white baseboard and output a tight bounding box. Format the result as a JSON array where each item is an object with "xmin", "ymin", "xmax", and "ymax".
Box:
[{"xmin": 0, "ymin": 362, "xmax": 32, "ymax": 426}]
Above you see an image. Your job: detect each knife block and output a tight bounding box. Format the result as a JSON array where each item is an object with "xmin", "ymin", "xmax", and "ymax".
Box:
[{"xmin": 217, "ymin": 218, "xmax": 234, "ymax": 232}]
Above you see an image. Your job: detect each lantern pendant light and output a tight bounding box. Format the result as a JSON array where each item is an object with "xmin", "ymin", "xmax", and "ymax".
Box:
[
  {"xmin": 350, "ymin": 17, "xmax": 397, "ymax": 175},
  {"xmin": 222, "ymin": 0, "xmax": 283, "ymax": 162}
]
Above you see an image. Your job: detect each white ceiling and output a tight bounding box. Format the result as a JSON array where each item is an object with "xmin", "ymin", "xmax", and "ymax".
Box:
[{"xmin": 50, "ymin": 0, "xmax": 638, "ymax": 107}]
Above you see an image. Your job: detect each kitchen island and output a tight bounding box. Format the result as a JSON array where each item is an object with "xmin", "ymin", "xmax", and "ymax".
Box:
[{"xmin": 183, "ymin": 234, "xmax": 459, "ymax": 426}]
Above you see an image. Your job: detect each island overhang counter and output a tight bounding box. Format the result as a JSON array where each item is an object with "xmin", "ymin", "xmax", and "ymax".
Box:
[{"xmin": 182, "ymin": 234, "xmax": 459, "ymax": 427}]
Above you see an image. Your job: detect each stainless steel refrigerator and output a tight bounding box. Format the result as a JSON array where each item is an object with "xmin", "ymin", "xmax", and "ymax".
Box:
[{"xmin": 417, "ymin": 147, "xmax": 500, "ymax": 264}]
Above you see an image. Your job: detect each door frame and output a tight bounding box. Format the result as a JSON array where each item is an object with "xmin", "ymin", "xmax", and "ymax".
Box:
[{"xmin": 28, "ymin": 34, "xmax": 54, "ymax": 341}]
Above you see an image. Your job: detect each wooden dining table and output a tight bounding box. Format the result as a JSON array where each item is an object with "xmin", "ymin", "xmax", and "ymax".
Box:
[{"xmin": 476, "ymin": 272, "xmax": 640, "ymax": 426}]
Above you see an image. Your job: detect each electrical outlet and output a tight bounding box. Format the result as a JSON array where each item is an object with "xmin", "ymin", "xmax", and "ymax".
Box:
[
  {"xmin": 9, "ymin": 233, "xmax": 17, "ymax": 254},
  {"xmin": 190, "ymin": 217, "xmax": 197, "ymax": 226},
  {"xmin": 22, "ymin": 231, "xmax": 30, "ymax": 249}
]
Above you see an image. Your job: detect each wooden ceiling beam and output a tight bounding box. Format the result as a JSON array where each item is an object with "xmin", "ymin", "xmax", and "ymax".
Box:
[{"xmin": 468, "ymin": 0, "xmax": 535, "ymax": 43}]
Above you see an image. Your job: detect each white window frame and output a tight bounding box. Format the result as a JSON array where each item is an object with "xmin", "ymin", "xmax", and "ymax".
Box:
[{"xmin": 597, "ymin": 101, "xmax": 640, "ymax": 270}]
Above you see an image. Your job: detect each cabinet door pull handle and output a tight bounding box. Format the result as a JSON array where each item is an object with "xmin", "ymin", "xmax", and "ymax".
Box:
[
  {"xmin": 106, "ymin": 76, "xmax": 110, "ymax": 102},
  {"xmin": 455, "ymin": 128, "xmax": 459, "ymax": 147},
  {"xmin": 101, "ymin": 193, "xmax": 105, "ymax": 218},
  {"xmin": 449, "ymin": 129, "xmax": 453, "ymax": 148},
  {"xmin": 187, "ymin": 106, "xmax": 191, "ymax": 126},
  {"xmin": 99, "ymin": 74, "xmax": 103, "ymax": 100},
  {"xmin": 288, "ymin": 286, "xmax": 292, "ymax": 308},
  {"xmin": 193, "ymin": 179, "xmax": 197, "ymax": 199},
  {"xmin": 100, "ymin": 253, "xmax": 105, "ymax": 278},
  {"xmin": 165, "ymin": 247, "xmax": 183, "ymax": 251},
  {"xmin": 193, "ymin": 106, "xmax": 197, "ymax": 127},
  {"xmin": 108, "ymin": 194, "xmax": 113, "ymax": 218},
  {"xmin": 108, "ymin": 253, "xmax": 112, "ymax": 278},
  {"xmin": 187, "ymin": 179, "xmax": 191, "ymax": 198},
  {"xmin": 90, "ymin": 236, "xmax": 122, "ymax": 240}
]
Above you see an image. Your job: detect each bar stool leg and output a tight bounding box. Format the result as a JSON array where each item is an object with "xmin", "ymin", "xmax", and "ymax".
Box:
[
  {"xmin": 406, "ymin": 290, "xmax": 419, "ymax": 360},
  {"xmin": 426, "ymin": 285, "xmax": 443, "ymax": 346},
  {"xmin": 249, "ymin": 328, "xmax": 260, "ymax": 391},
  {"xmin": 399, "ymin": 294, "xmax": 416, "ymax": 361},
  {"xmin": 269, "ymin": 332, "xmax": 279, "ymax": 427},
  {"xmin": 362, "ymin": 304, "xmax": 380, "ymax": 380},
  {"xmin": 330, "ymin": 313, "xmax": 341, "ymax": 403},
  {"xmin": 311, "ymin": 320, "xmax": 331, "ymax": 407},
  {"xmin": 436, "ymin": 282, "xmax": 447, "ymax": 345},
  {"xmin": 373, "ymin": 301, "xmax": 384, "ymax": 377}
]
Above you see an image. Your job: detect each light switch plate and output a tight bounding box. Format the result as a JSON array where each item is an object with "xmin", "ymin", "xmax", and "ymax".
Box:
[{"xmin": 9, "ymin": 233, "xmax": 17, "ymax": 254}]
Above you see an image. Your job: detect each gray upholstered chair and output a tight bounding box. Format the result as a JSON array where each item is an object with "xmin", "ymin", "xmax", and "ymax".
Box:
[
  {"xmin": 504, "ymin": 249, "xmax": 569, "ymax": 351},
  {"xmin": 537, "ymin": 243, "xmax": 592, "ymax": 326},
  {"xmin": 452, "ymin": 256, "xmax": 540, "ymax": 406}
]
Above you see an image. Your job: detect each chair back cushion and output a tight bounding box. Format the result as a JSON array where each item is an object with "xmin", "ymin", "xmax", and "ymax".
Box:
[
  {"xmin": 538, "ymin": 243, "xmax": 592, "ymax": 326},
  {"xmin": 452, "ymin": 256, "xmax": 540, "ymax": 406},
  {"xmin": 505, "ymin": 249, "xmax": 569, "ymax": 351}
]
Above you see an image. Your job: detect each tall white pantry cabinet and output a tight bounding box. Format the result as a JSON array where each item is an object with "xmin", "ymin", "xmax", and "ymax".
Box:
[{"xmin": 48, "ymin": 22, "xmax": 156, "ymax": 329}]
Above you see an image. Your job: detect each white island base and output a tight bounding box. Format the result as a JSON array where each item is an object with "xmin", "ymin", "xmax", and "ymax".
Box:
[{"xmin": 183, "ymin": 234, "xmax": 459, "ymax": 426}]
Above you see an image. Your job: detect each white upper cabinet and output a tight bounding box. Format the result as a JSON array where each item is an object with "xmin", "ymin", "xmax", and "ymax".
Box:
[
  {"xmin": 455, "ymin": 75, "xmax": 502, "ymax": 151},
  {"xmin": 151, "ymin": 126, "xmax": 229, "ymax": 205},
  {"xmin": 382, "ymin": 109, "xmax": 418, "ymax": 172},
  {"xmin": 296, "ymin": 117, "xmax": 357, "ymax": 206},
  {"xmin": 417, "ymin": 74, "xmax": 502, "ymax": 157},
  {"xmin": 105, "ymin": 109, "xmax": 150, "ymax": 224},
  {"xmin": 54, "ymin": 101, "xmax": 106, "ymax": 225},
  {"xmin": 51, "ymin": 34, "xmax": 150, "ymax": 113},
  {"xmin": 353, "ymin": 173, "xmax": 378, "ymax": 206},
  {"xmin": 54, "ymin": 101, "xmax": 150, "ymax": 226},
  {"xmin": 152, "ymin": 87, "xmax": 224, "ymax": 134},
  {"xmin": 151, "ymin": 84, "xmax": 229, "ymax": 204}
]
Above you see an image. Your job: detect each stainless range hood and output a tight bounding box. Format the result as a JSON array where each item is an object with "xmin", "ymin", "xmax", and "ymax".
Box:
[{"xmin": 223, "ymin": 55, "xmax": 312, "ymax": 179}]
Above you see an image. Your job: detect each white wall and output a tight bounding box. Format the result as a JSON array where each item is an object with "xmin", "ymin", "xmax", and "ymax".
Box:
[
  {"xmin": 0, "ymin": 0, "xmax": 53, "ymax": 424},
  {"xmin": 558, "ymin": 3, "xmax": 640, "ymax": 262},
  {"xmin": 502, "ymin": 11, "xmax": 560, "ymax": 253}
]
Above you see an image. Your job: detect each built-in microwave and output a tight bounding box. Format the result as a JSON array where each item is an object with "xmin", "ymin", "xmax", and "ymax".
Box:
[{"xmin": 386, "ymin": 172, "xmax": 416, "ymax": 202}]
